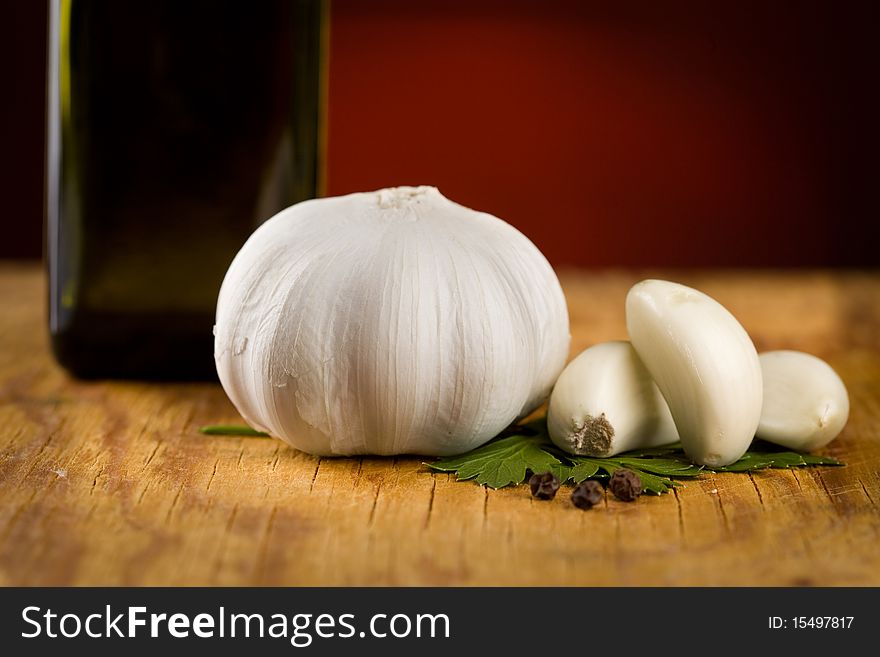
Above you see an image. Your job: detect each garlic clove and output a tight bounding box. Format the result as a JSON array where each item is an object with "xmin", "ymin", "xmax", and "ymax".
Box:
[
  {"xmin": 547, "ymin": 340, "xmax": 679, "ymax": 457},
  {"xmin": 756, "ymin": 350, "xmax": 849, "ymax": 451},
  {"xmin": 625, "ymin": 279, "xmax": 763, "ymax": 467}
]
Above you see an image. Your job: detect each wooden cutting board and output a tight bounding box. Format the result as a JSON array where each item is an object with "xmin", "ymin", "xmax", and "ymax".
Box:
[{"xmin": 0, "ymin": 263, "xmax": 877, "ymax": 585}]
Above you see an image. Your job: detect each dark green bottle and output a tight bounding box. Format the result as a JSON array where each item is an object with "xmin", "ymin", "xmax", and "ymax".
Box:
[{"xmin": 46, "ymin": 0, "xmax": 325, "ymax": 379}]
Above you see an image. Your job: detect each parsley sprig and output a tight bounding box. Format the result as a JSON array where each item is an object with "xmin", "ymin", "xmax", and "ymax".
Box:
[{"xmin": 426, "ymin": 420, "xmax": 842, "ymax": 494}]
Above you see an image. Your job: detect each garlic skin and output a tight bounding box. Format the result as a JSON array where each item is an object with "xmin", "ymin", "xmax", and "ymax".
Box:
[
  {"xmin": 625, "ymin": 280, "xmax": 762, "ymax": 467},
  {"xmin": 757, "ymin": 350, "xmax": 849, "ymax": 451},
  {"xmin": 214, "ymin": 186, "xmax": 570, "ymax": 456},
  {"xmin": 547, "ymin": 341, "xmax": 679, "ymax": 457}
]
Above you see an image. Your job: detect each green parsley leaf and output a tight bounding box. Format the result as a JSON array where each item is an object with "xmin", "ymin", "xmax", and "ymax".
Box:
[
  {"xmin": 712, "ymin": 449, "xmax": 841, "ymax": 471},
  {"xmin": 199, "ymin": 424, "xmax": 270, "ymax": 437},
  {"xmin": 426, "ymin": 419, "xmax": 843, "ymax": 495},
  {"xmin": 426, "ymin": 433, "xmax": 565, "ymax": 489},
  {"xmin": 570, "ymin": 461, "xmax": 600, "ymax": 482},
  {"xmin": 565, "ymin": 456, "xmax": 679, "ymax": 495}
]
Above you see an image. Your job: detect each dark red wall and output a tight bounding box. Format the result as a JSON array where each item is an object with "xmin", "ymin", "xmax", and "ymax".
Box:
[
  {"xmin": 326, "ymin": 0, "xmax": 877, "ymax": 267},
  {"xmin": 3, "ymin": 1, "xmax": 877, "ymax": 266},
  {"xmin": 2, "ymin": 1, "xmax": 48, "ymax": 259}
]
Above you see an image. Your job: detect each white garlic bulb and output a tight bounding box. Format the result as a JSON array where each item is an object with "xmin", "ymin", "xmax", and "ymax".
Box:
[{"xmin": 214, "ymin": 186, "xmax": 570, "ymax": 456}]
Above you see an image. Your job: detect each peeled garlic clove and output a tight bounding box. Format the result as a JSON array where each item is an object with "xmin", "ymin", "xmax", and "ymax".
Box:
[
  {"xmin": 547, "ymin": 340, "xmax": 679, "ymax": 457},
  {"xmin": 625, "ymin": 279, "xmax": 762, "ymax": 467},
  {"xmin": 756, "ymin": 350, "xmax": 849, "ymax": 451}
]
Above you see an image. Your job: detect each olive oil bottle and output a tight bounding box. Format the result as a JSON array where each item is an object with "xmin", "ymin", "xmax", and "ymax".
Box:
[{"xmin": 46, "ymin": 0, "xmax": 325, "ymax": 379}]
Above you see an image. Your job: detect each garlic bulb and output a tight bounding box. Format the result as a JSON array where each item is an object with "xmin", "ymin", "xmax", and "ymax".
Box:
[
  {"xmin": 626, "ymin": 279, "xmax": 763, "ymax": 467},
  {"xmin": 214, "ymin": 186, "xmax": 570, "ymax": 456},
  {"xmin": 547, "ymin": 341, "xmax": 678, "ymax": 457},
  {"xmin": 757, "ymin": 350, "xmax": 849, "ymax": 451}
]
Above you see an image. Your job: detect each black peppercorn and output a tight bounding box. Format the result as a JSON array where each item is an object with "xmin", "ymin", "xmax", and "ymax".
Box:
[
  {"xmin": 571, "ymin": 480, "xmax": 604, "ymax": 509},
  {"xmin": 608, "ymin": 469, "xmax": 642, "ymax": 501},
  {"xmin": 528, "ymin": 472, "xmax": 560, "ymax": 500}
]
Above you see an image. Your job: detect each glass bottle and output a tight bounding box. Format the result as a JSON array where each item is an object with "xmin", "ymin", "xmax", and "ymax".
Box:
[{"xmin": 46, "ymin": 0, "xmax": 326, "ymax": 379}]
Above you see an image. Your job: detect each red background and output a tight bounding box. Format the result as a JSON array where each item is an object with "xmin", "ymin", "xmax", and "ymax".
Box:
[{"xmin": 3, "ymin": 0, "xmax": 878, "ymax": 266}]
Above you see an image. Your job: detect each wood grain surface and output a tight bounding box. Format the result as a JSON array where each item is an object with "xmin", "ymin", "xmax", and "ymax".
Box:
[{"xmin": 0, "ymin": 263, "xmax": 878, "ymax": 586}]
